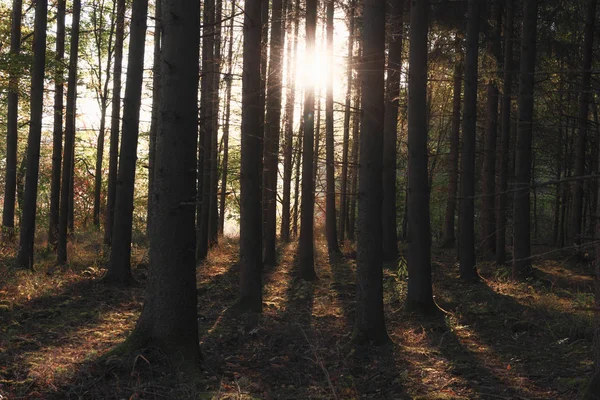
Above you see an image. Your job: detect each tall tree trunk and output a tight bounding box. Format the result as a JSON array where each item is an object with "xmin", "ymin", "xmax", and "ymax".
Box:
[
  {"xmin": 238, "ymin": 0, "xmax": 264, "ymax": 312},
  {"xmin": 441, "ymin": 36, "xmax": 462, "ymax": 249},
  {"xmin": 406, "ymin": 0, "xmax": 436, "ymax": 313},
  {"xmin": 219, "ymin": 0, "xmax": 236, "ymax": 235},
  {"xmin": 458, "ymin": 0, "xmax": 480, "ymax": 281},
  {"xmin": 298, "ymin": 0, "xmax": 318, "ymax": 280},
  {"xmin": 147, "ymin": 0, "xmax": 162, "ymax": 237},
  {"xmin": 281, "ymin": 0, "xmax": 300, "ymax": 243},
  {"xmin": 263, "ymin": 0, "xmax": 285, "ymax": 265},
  {"xmin": 104, "ymin": 0, "xmax": 126, "ymax": 246},
  {"xmin": 348, "ymin": 63, "xmax": 361, "ymax": 242},
  {"xmin": 292, "ymin": 113, "xmax": 304, "ymax": 238},
  {"xmin": 339, "ymin": 5, "xmax": 355, "ymax": 243},
  {"xmin": 513, "ymin": 0, "xmax": 538, "ymax": 278},
  {"xmin": 129, "ymin": 0, "xmax": 201, "ymax": 365},
  {"xmin": 324, "ymin": 0, "xmax": 341, "ymax": 256},
  {"xmin": 48, "ymin": 0, "xmax": 66, "ymax": 247},
  {"xmin": 354, "ymin": 0, "xmax": 389, "ymax": 344},
  {"xmin": 15, "ymin": 0, "xmax": 48, "ymax": 269},
  {"xmin": 570, "ymin": 0, "xmax": 597, "ymax": 252},
  {"xmin": 495, "ymin": 0, "xmax": 514, "ymax": 264},
  {"xmin": 197, "ymin": 0, "xmax": 216, "ymax": 261},
  {"xmin": 481, "ymin": 1, "xmax": 501, "ymax": 258},
  {"xmin": 381, "ymin": 0, "xmax": 404, "ymax": 262},
  {"xmin": 104, "ymin": 0, "xmax": 149, "ymax": 283},
  {"xmin": 2, "ymin": 0, "xmax": 23, "ymax": 239}
]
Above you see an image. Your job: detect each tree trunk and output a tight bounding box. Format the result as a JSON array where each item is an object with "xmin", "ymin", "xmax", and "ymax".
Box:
[
  {"xmin": 441, "ymin": 36, "xmax": 462, "ymax": 249},
  {"xmin": 104, "ymin": 0, "xmax": 126, "ymax": 246},
  {"xmin": 238, "ymin": 0, "xmax": 264, "ymax": 313},
  {"xmin": 495, "ymin": 0, "xmax": 514, "ymax": 265},
  {"xmin": 147, "ymin": 0, "xmax": 162, "ymax": 237},
  {"xmin": 298, "ymin": 0, "xmax": 318, "ymax": 280},
  {"xmin": 15, "ymin": 0, "xmax": 48, "ymax": 269},
  {"xmin": 219, "ymin": 0, "xmax": 236, "ymax": 235},
  {"xmin": 263, "ymin": 0, "xmax": 285, "ymax": 265},
  {"xmin": 354, "ymin": 0, "xmax": 389, "ymax": 344},
  {"xmin": 293, "ymin": 113, "xmax": 304, "ymax": 238},
  {"xmin": 458, "ymin": 0, "xmax": 480, "ymax": 281},
  {"xmin": 129, "ymin": 0, "xmax": 201, "ymax": 365},
  {"xmin": 405, "ymin": 0, "xmax": 436, "ymax": 313},
  {"xmin": 197, "ymin": 0, "xmax": 215, "ymax": 261},
  {"xmin": 513, "ymin": 0, "xmax": 538, "ymax": 278},
  {"xmin": 348, "ymin": 63, "xmax": 361, "ymax": 242},
  {"xmin": 339, "ymin": 5, "xmax": 355, "ymax": 244},
  {"xmin": 48, "ymin": 0, "xmax": 65, "ymax": 247},
  {"xmin": 381, "ymin": 0, "xmax": 404, "ymax": 262},
  {"xmin": 104, "ymin": 0, "xmax": 148, "ymax": 284},
  {"xmin": 281, "ymin": 0, "xmax": 300, "ymax": 243},
  {"xmin": 570, "ymin": 0, "xmax": 597, "ymax": 252},
  {"xmin": 2, "ymin": 0, "xmax": 23, "ymax": 239}
]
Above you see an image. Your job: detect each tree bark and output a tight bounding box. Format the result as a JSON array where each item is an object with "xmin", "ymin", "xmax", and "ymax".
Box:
[
  {"xmin": 513, "ymin": 0, "xmax": 538, "ymax": 278},
  {"xmin": 238, "ymin": 0, "xmax": 264, "ymax": 312},
  {"xmin": 104, "ymin": 0, "xmax": 148, "ymax": 283},
  {"xmin": 441, "ymin": 36, "xmax": 462, "ymax": 249},
  {"xmin": 458, "ymin": 0, "xmax": 480, "ymax": 281},
  {"xmin": 495, "ymin": 0, "xmax": 514, "ymax": 265},
  {"xmin": 129, "ymin": 0, "xmax": 201, "ymax": 365},
  {"xmin": 348, "ymin": 57, "xmax": 361, "ymax": 242},
  {"xmin": 104, "ymin": 0, "xmax": 126, "ymax": 246},
  {"xmin": 292, "ymin": 113, "xmax": 304, "ymax": 238},
  {"xmin": 15, "ymin": 0, "xmax": 48, "ymax": 269},
  {"xmin": 48, "ymin": 0, "xmax": 65, "ymax": 247},
  {"xmin": 298, "ymin": 0, "xmax": 318, "ymax": 280},
  {"xmin": 354, "ymin": 0, "xmax": 389, "ymax": 344},
  {"xmin": 263, "ymin": 0, "xmax": 285, "ymax": 265},
  {"xmin": 381, "ymin": 0, "xmax": 404, "ymax": 262}
]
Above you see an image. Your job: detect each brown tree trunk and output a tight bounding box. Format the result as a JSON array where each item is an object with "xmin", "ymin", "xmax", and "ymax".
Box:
[
  {"xmin": 348, "ymin": 64, "xmax": 361, "ymax": 242},
  {"xmin": 298, "ymin": 0, "xmax": 318, "ymax": 280},
  {"xmin": 15, "ymin": 0, "xmax": 48, "ymax": 269},
  {"xmin": 238, "ymin": 0, "xmax": 264, "ymax": 312},
  {"xmin": 405, "ymin": 0, "xmax": 436, "ymax": 313},
  {"xmin": 513, "ymin": 0, "xmax": 538, "ymax": 278},
  {"xmin": 48, "ymin": 0, "xmax": 65, "ymax": 247},
  {"xmin": 104, "ymin": 0, "xmax": 148, "ymax": 283},
  {"xmin": 292, "ymin": 113, "xmax": 304, "ymax": 238},
  {"xmin": 263, "ymin": 0, "xmax": 285, "ymax": 265},
  {"xmin": 354, "ymin": 0, "xmax": 390, "ymax": 344},
  {"xmin": 458, "ymin": 0, "xmax": 480, "ymax": 281},
  {"xmin": 381, "ymin": 0, "xmax": 404, "ymax": 262},
  {"xmin": 495, "ymin": 0, "xmax": 514, "ymax": 265},
  {"xmin": 104, "ymin": 0, "xmax": 126, "ymax": 246},
  {"xmin": 129, "ymin": 0, "xmax": 201, "ymax": 365},
  {"xmin": 441, "ymin": 36, "xmax": 462, "ymax": 249}
]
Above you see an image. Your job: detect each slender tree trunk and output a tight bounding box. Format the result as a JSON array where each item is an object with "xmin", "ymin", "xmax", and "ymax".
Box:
[
  {"xmin": 48, "ymin": 0, "xmax": 66, "ymax": 247},
  {"xmin": 314, "ymin": 91, "xmax": 322, "ymax": 188},
  {"xmin": 57, "ymin": 0, "xmax": 81, "ymax": 265},
  {"xmin": 15, "ymin": 0, "xmax": 48, "ymax": 269},
  {"xmin": 570, "ymin": 0, "xmax": 597, "ymax": 252},
  {"xmin": 513, "ymin": 0, "xmax": 538, "ymax": 278},
  {"xmin": 104, "ymin": 0, "xmax": 148, "ymax": 283},
  {"xmin": 219, "ymin": 0, "xmax": 236, "ymax": 235},
  {"xmin": 339, "ymin": 6, "xmax": 355, "ymax": 243},
  {"xmin": 381, "ymin": 0, "xmax": 404, "ymax": 262},
  {"xmin": 292, "ymin": 113, "xmax": 304, "ymax": 238},
  {"xmin": 238, "ymin": 0, "xmax": 264, "ymax": 312},
  {"xmin": 405, "ymin": 0, "xmax": 437, "ymax": 313},
  {"xmin": 441, "ymin": 36, "xmax": 462, "ymax": 249},
  {"xmin": 147, "ymin": 0, "xmax": 162, "ymax": 236},
  {"xmin": 281, "ymin": 0, "xmax": 300, "ymax": 242},
  {"xmin": 348, "ymin": 65, "xmax": 361, "ymax": 242},
  {"xmin": 458, "ymin": 0, "xmax": 480, "ymax": 281},
  {"xmin": 495, "ymin": 0, "xmax": 514, "ymax": 264},
  {"xmin": 263, "ymin": 0, "xmax": 285, "ymax": 264},
  {"xmin": 129, "ymin": 0, "xmax": 201, "ymax": 365},
  {"xmin": 354, "ymin": 0, "xmax": 389, "ymax": 344},
  {"xmin": 2, "ymin": 0, "xmax": 23, "ymax": 239},
  {"xmin": 104, "ymin": 0, "xmax": 126, "ymax": 246},
  {"xmin": 298, "ymin": 0, "xmax": 318, "ymax": 280}
]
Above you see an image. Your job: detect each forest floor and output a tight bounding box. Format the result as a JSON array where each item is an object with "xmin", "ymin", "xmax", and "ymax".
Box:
[{"xmin": 0, "ymin": 231, "xmax": 596, "ymax": 399}]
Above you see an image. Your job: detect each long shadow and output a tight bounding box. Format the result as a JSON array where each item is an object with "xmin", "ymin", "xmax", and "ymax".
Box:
[
  {"xmin": 329, "ymin": 253, "xmax": 356, "ymax": 327},
  {"xmin": 432, "ymin": 262, "xmax": 592, "ymax": 398}
]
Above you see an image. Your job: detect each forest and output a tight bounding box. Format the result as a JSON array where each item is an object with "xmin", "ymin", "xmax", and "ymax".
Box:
[{"xmin": 0, "ymin": 0, "xmax": 599, "ymax": 398}]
